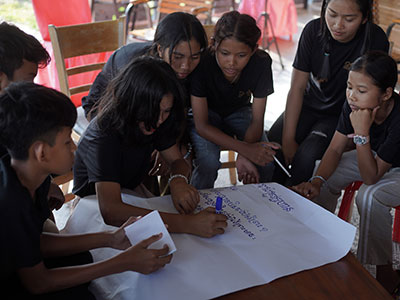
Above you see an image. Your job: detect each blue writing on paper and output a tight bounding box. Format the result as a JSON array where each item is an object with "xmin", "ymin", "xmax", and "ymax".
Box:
[
  {"xmin": 198, "ymin": 189, "xmax": 269, "ymax": 240},
  {"xmin": 256, "ymin": 184, "xmax": 294, "ymax": 212}
]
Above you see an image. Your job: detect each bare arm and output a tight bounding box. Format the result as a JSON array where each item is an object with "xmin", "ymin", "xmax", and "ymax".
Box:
[
  {"xmin": 243, "ymin": 97, "xmax": 267, "ymax": 142},
  {"xmin": 282, "ymin": 68, "xmax": 309, "ymax": 165},
  {"xmin": 19, "ymin": 234, "xmax": 171, "ymax": 294},
  {"xmin": 350, "ymin": 107, "xmax": 392, "ymax": 184},
  {"xmin": 292, "ymin": 131, "xmax": 348, "ymax": 199},
  {"xmin": 95, "ymin": 181, "xmax": 227, "ymax": 237},
  {"xmin": 160, "ymin": 144, "xmax": 199, "ymax": 214},
  {"xmin": 191, "ymin": 95, "xmax": 273, "ymax": 166}
]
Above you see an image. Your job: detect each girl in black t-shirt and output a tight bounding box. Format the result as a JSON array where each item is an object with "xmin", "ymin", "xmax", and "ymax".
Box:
[
  {"xmin": 267, "ymin": 0, "xmax": 389, "ymax": 186},
  {"xmin": 190, "ymin": 11, "xmax": 277, "ymax": 189},
  {"xmin": 73, "ymin": 56, "xmax": 227, "ymax": 237},
  {"xmin": 293, "ymin": 52, "xmax": 400, "ymax": 289}
]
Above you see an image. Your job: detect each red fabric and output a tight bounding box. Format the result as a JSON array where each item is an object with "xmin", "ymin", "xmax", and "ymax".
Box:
[
  {"xmin": 338, "ymin": 181, "xmax": 363, "ymax": 221},
  {"xmin": 238, "ymin": 0, "xmax": 297, "ymax": 39},
  {"xmin": 32, "ymin": 0, "xmax": 112, "ymax": 107},
  {"xmin": 32, "ymin": 0, "xmax": 92, "ymax": 41},
  {"xmin": 393, "ymin": 207, "xmax": 400, "ymax": 243}
]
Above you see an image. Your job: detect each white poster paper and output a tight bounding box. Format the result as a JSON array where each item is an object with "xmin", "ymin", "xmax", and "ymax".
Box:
[
  {"xmin": 123, "ymin": 210, "xmax": 176, "ymax": 255},
  {"xmin": 64, "ymin": 183, "xmax": 356, "ymax": 300}
]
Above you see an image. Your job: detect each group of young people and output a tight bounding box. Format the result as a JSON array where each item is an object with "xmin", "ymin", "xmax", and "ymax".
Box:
[{"xmin": 1, "ymin": 0, "xmax": 400, "ymax": 297}]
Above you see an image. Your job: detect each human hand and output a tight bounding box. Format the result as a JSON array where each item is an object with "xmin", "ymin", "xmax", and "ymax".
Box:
[
  {"xmin": 109, "ymin": 216, "xmax": 140, "ymax": 250},
  {"xmin": 170, "ymin": 180, "xmax": 200, "ymax": 214},
  {"xmin": 121, "ymin": 233, "xmax": 173, "ymax": 274},
  {"xmin": 236, "ymin": 154, "xmax": 260, "ymax": 184},
  {"xmin": 349, "ymin": 106, "xmax": 379, "ymax": 136},
  {"xmin": 243, "ymin": 142, "xmax": 279, "ymax": 166},
  {"xmin": 291, "ymin": 181, "xmax": 321, "ymax": 199},
  {"xmin": 282, "ymin": 138, "xmax": 298, "ymax": 166},
  {"xmin": 189, "ymin": 207, "xmax": 228, "ymax": 238},
  {"xmin": 149, "ymin": 150, "xmax": 170, "ymax": 176},
  {"xmin": 47, "ymin": 182, "xmax": 65, "ymax": 210}
]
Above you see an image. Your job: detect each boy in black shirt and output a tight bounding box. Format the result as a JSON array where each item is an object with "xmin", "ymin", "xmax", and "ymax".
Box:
[{"xmin": 0, "ymin": 82, "xmax": 172, "ymax": 298}]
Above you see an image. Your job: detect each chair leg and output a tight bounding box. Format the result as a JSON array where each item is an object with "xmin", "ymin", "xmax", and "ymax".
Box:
[
  {"xmin": 228, "ymin": 150, "xmax": 237, "ymax": 185},
  {"xmin": 338, "ymin": 181, "xmax": 363, "ymax": 222},
  {"xmin": 393, "ymin": 207, "xmax": 400, "ymax": 243}
]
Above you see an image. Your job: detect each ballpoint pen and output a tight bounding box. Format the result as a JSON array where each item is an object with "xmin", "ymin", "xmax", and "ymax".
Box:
[{"xmin": 273, "ymin": 155, "xmax": 292, "ymax": 178}]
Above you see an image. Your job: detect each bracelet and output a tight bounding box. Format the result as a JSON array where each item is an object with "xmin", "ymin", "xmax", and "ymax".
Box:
[
  {"xmin": 308, "ymin": 175, "xmax": 327, "ymax": 185},
  {"xmin": 168, "ymin": 174, "xmax": 188, "ymax": 186},
  {"xmin": 183, "ymin": 143, "xmax": 192, "ymax": 160}
]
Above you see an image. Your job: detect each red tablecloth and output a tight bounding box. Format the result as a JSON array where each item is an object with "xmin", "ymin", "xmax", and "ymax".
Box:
[{"xmin": 238, "ymin": 0, "xmax": 297, "ymax": 39}]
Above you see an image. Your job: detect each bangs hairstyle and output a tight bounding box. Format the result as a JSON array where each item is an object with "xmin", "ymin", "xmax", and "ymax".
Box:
[
  {"xmin": 0, "ymin": 22, "xmax": 50, "ymax": 80},
  {"xmin": 0, "ymin": 82, "xmax": 77, "ymax": 160},
  {"xmin": 96, "ymin": 56, "xmax": 185, "ymax": 142},
  {"xmin": 150, "ymin": 12, "xmax": 208, "ymax": 62},
  {"xmin": 213, "ymin": 11, "xmax": 261, "ymax": 50},
  {"xmin": 350, "ymin": 51, "xmax": 398, "ymax": 91}
]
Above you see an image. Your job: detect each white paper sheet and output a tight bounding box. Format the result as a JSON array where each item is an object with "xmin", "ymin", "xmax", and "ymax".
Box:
[
  {"xmin": 123, "ymin": 210, "xmax": 176, "ymax": 255},
  {"xmin": 63, "ymin": 183, "xmax": 356, "ymax": 300}
]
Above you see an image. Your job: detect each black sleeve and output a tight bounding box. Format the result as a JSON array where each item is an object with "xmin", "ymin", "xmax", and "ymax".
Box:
[
  {"xmin": 190, "ymin": 57, "xmax": 208, "ymax": 98},
  {"xmin": 252, "ymin": 52, "xmax": 274, "ymax": 98},
  {"xmin": 81, "ymin": 43, "xmax": 152, "ymax": 118},
  {"xmin": 81, "ymin": 51, "xmax": 118, "ymax": 118},
  {"xmin": 369, "ymin": 23, "xmax": 390, "ymax": 54},
  {"xmin": 336, "ymin": 102, "xmax": 353, "ymax": 136},
  {"xmin": 85, "ymin": 134, "xmax": 123, "ymax": 184},
  {"xmin": 293, "ymin": 20, "xmax": 317, "ymax": 72}
]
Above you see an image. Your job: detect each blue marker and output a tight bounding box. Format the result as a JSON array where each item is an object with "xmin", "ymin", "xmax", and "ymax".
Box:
[{"xmin": 215, "ymin": 196, "xmax": 223, "ymax": 214}]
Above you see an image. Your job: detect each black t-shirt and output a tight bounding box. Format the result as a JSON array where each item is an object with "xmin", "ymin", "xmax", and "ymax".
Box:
[
  {"xmin": 0, "ymin": 155, "xmax": 51, "ymax": 279},
  {"xmin": 294, "ymin": 19, "xmax": 389, "ymax": 116},
  {"xmin": 73, "ymin": 117, "xmax": 177, "ymax": 197},
  {"xmin": 81, "ymin": 42, "xmax": 151, "ymax": 117},
  {"xmin": 336, "ymin": 94, "xmax": 400, "ymax": 167},
  {"xmin": 191, "ymin": 49, "xmax": 274, "ymax": 117}
]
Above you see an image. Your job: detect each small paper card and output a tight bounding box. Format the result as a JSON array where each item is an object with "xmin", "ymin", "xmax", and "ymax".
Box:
[{"xmin": 124, "ymin": 210, "xmax": 176, "ymax": 255}]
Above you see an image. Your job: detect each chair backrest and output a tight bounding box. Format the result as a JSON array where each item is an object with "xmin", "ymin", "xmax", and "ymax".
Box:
[
  {"xmin": 48, "ymin": 16, "xmax": 126, "ymax": 98},
  {"xmin": 158, "ymin": 0, "xmax": 213, "ymax": 16},
  {"xmin": 32, "ymin": 0, "xmax": 92, "ymax": 41}
]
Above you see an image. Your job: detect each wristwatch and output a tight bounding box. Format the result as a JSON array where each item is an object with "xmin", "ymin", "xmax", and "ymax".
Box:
[{"xmin": 353, "ymin": 135, "xmax": 370, "ymax": 145}]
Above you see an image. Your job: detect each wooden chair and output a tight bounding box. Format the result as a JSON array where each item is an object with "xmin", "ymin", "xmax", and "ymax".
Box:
[
  {"xmin": 125, "ymin": 0, "xmax": 213, "ymax": 41},
  {"xmin": 52, "ymin": 171, "xmax": 75, "ymax": 203},
  {"xmin": 48, "ymin": 16, "xmax": 126, "ymax": 101}
]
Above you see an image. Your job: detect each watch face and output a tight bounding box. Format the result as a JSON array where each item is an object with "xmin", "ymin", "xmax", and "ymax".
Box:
[{"xmin": 353, "ymin": 136, "xmax": 367, "ymax": 145}]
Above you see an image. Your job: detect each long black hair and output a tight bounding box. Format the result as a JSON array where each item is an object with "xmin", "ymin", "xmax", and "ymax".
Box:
[
  {"xmin": 149, "ymin": 12, "xmax": 208, "ymax": 62},
  {"xmin": 318, "ymin": 0, "xmax": 373, "ymax": 81},
  {"xmin": 96, "ymin": 56, "xmax": 185, "ymax": 144}
]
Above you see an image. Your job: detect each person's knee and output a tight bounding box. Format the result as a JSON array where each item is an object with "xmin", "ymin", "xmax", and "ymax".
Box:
[
  {"xmin": 355, "ymin": 184, "xmax": 369, "ymax": 209},
  {"xmin": 301, "ymin": 131, "xmax": 330, "ymax": 155},
  {"xmin": 193, "ymin": 152, "xmax": 221, "ymax": 173}
]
